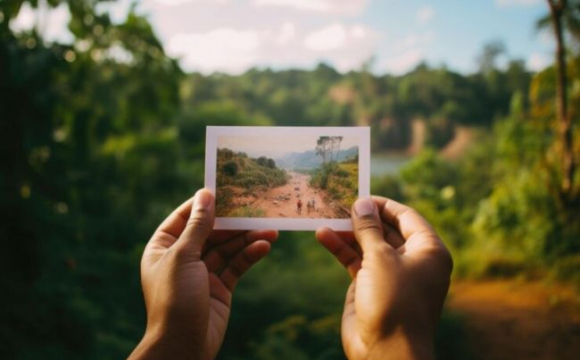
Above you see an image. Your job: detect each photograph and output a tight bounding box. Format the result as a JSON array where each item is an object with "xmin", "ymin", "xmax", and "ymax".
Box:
[{"xmin": 205, "ymin": 126, "xmax": 370, "ymax": 230}]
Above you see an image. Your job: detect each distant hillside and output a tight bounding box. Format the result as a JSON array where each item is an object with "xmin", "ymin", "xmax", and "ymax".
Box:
[{"xmin": 276, "ymin": 146, "xmax": 358, "ymax": 169}]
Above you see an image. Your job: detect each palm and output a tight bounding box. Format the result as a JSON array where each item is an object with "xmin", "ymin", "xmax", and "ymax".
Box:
[{"xmin": 143, "ymin": 230, "xmax": 275, "ymax": 360}]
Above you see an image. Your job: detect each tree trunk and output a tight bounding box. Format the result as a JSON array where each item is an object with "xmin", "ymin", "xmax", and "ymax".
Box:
[{"xmin": 548, "ymin": 0, "xmax": 576, "ymax": 203}]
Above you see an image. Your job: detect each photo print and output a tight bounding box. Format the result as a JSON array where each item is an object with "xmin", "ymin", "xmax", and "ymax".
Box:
[{"xmin": 205, "ymin": 126, "xmax": 370, "ymax": 231}]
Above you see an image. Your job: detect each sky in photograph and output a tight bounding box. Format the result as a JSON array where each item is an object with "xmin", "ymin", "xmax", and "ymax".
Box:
[
  {"xmin": 10, "ymin": 0, "xmax": 553, "ymax": 75},
  {"xmin": 218, "ymin": 135, "xmax": 359, "ymax": 158}
]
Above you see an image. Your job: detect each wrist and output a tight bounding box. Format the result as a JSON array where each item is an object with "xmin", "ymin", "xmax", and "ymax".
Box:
[{"xmin": 366, "ymin": 331, "xmax": 435, "ymax": 360}]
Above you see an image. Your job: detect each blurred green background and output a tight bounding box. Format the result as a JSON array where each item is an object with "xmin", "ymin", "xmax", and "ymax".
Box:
[{"xmin": 1, "ymin": 1, "xmax": 579, "ymax": 360}]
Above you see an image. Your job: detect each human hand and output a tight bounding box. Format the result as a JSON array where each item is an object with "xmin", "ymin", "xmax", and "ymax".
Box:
[
  {"xmin": 128, "ymin": 189, "xmax": 278, "ymax": 360},
  {"xmin": 316, "ymin": 197, "xmax": 452, "ymax": 360}
]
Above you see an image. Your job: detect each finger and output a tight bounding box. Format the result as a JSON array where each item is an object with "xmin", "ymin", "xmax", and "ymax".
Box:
[
  {"xmin": 148, "ymin": 198, "xmax": 194, "ymax": 249},
  {"xmin": 382, "ymin": 221, "xmax": 406, "ymax": 249},
  {"xmin": 203, "ymin": 230, "xmax": 278, "ymax": 272},
  {"xmin": 219, "ymin": 240, "xmax": 271, "ymax": 291},
  {"xmin": 316, "ymin": 227, "xmax": 361, "ymax": 278},
  {"xmin": 351, "ymin": 198, "xmax": 389, "ymax": 253},
  {"xmin": 174, "ymin": 189, "xmax": 215, "ymax": 260},
  {"xmin": 204, "ymin": 230, "xmax": 247, "ymax": 246},
  {"xmin": 341, "ymin": 281, "xmax": 362, "ymax": 356},
  {"xmin": 373, "ymin": 196, "xmax": 449, "ymax": 259},
  {"xmin": 372, "ymin": 196, "xmax": 435, "ymax": 240},
  {"xmin": 332, "ymin": 231, "xmax": 362, "ymax": 256}
]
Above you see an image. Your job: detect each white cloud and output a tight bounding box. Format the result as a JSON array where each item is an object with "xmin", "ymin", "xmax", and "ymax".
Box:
[
  {"xmin": 167, "ymin": 28, "xmax": 260, "ymax": 73},
  {"xmin": 304, "ymin": 24, "xmax": 347, "ymax": 51},
  {"xmin": 253, "ymin": 0, "xmax": 368, "ymax": 15},
  {"xmin": 351, "ymin": 25, "xmax": 367, "ymax": 38},
  {"xmin": 10, "ymin": 1, "xmax": 73, "ymax": 44},
  {"xmin": 495, "ymin": 0, "xmax": 541, "ymax": 7},
  {"xmin": 304, "ymin": 24, "xmax": 375, "ymax": 52},
  {"xmin": 275, "ymin": 22, "xmax": 297, "ymax": 44},
  {"xmin": 416, "ymin": 6, "xmax": 434, "ymax": 24},
  {"xmin": 166, "ymin": 22, "xmax": 379, "ymax": 74},
  {"xmin": 382, "ymin": 49, "xmax": 424, "ymax": 75},
  {"xmin": 527, "ymin": 52, "xmax": 551, "ymax": 71}
]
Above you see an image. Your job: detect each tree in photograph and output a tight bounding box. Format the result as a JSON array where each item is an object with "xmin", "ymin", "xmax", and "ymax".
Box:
[
  {"xmin": 330, "ymin": 136, "xmax": 343, "ymax": 162},
  {"xmin": 316, "ymin": 136, "xmax": 343, "ymax": 164}
]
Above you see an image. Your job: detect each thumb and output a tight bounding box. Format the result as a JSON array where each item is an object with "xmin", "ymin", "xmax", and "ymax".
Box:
[
  {"xmin": 352, "ymin": 198, "xmax": 386, "ymax": 253},
  {"xmin": 175, "ymin": 189, "xmax": 215, "ymax": 260}
]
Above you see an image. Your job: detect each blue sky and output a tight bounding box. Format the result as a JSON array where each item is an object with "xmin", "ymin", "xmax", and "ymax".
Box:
[{"xmin": 9, "ymin": 0, "xmax": 553, "ymax": 75}]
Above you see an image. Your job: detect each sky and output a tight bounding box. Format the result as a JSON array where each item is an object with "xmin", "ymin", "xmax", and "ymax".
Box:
[
  {"xmin": 218, "ymin": 135, "xmax": 359, "ymax": 158},
  {"xmin": 9, "ymin": 0, "xmax": 554, "ymax": 75}
]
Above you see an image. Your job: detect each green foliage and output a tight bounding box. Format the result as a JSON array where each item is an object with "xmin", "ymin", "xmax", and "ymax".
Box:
[
  {"xmin": 223, "ymin": 160, "xmax": 239, "ymax": 176},
  {"xmin": 386, "ymin": 108, "xmax": 580, "ymax": 279},
  {"xmin": 1, "ymin": 2, "xmax": 183, "ymax": 359},
  {"xmin": 181, "ymin": 59, "xmax": 532, "ymax": 151},
  {"xmin": 218, "ymin": 232, "xmax": 350, "ymax": 360},
  {"xmin": 310, "ymin": 162, "xmax": 358, "ymax": 210},
  {"xmin": 217, "ymin": 148, "xmax": 288, "ymax": 189},
  {"xmin": 256, "ymin": 156, "xmax": 277, "ymax": 169},
  {"xmin": 371, "ymin": 175, "xmax": 405, "ymax": 202}
]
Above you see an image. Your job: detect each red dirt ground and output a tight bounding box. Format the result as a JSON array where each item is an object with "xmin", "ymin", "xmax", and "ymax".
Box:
[{"xmin": 447, "ymin": 280, "xmax": 580, "ymax": 360}]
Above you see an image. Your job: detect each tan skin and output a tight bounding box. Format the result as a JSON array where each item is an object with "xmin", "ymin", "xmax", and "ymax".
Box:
[
  {"xmin": 129, "ymin": 189, "xmax": 278, "ymax": 360},
  {"xmin": 129, "ymin": 190, "xmax": 452, "ymax": 360},
  {"xmin": 316, "ymin": 196, "xmax": 453, "ymax": 360}
]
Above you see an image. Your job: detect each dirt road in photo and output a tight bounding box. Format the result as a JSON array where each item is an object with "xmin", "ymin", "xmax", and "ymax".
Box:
[{"xmin": 252, "ymin": 172, "xmax": 347, "ymax": 218}]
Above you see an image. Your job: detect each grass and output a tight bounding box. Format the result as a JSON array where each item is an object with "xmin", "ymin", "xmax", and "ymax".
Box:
[{"xmin": 229, "ymin": 206, "xmax": 265, "ymax": 218}]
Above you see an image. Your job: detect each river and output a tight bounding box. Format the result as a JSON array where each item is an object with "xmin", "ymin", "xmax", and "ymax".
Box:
[{"xmin": 370, "ymin": 153, "xmax": 412, "ymax": 177}]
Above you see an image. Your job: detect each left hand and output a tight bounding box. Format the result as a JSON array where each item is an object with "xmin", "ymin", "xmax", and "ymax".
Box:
[{"xmin": 128, "ymin": 189, "xmax": 278, "ymax": 360}]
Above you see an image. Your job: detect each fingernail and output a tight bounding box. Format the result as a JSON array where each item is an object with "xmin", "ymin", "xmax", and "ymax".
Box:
[
  {"xmin": 354, "ymin": 198, "xmax": 375, "ymax": 217},
  {"xmin": 194, "ymin": 190, "xmax": 213, "ymax": 211}
]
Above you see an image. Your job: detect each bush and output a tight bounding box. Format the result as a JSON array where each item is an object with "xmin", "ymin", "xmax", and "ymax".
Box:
[{"xmin": 222, "ymin": 160, "xmax": 239, "ymax": 176}]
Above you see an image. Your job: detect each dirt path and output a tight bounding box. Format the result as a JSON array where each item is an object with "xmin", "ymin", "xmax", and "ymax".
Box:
[
  {"xmin": 252, "ymin": 172, "xmax": 344, "ymax": 218},
  {"xmin": 447, "ymin": 280, "xmax": 580, "ymax": 360}
]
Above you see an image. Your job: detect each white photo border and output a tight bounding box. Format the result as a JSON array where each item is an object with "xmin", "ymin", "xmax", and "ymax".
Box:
[{"xmin": 205, "ymin": 126, "xmax": 370, "ymax": 231}]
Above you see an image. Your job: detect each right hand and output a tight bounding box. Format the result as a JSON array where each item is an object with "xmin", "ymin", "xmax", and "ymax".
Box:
[{"xmin": 316, "ymin": 197, "xmax": 453, "ymax": 360}]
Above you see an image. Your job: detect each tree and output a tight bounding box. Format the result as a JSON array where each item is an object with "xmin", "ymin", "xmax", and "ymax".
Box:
[
  {"xmin": 477, "ymin": 40, "xmax": 506, "ymax": 74},
  {"xmin": 543, "ymin": 0, "xmax": 578, "ymax": 203},
  {"xmin": 315, "ymin": 136, "xmax": 343, "ymax": 164}
]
